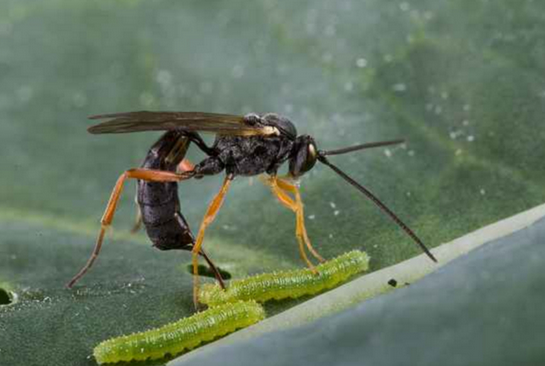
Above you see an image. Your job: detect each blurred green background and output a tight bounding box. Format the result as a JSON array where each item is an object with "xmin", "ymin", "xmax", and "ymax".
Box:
[{"xmin": 1, "ymin": 0, "xmax": 544, "ymax": 365}]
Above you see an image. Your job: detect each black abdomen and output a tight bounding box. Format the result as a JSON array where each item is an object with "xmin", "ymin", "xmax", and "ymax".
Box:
[
  {"xmin": 144, "ymin": 216, "xmax": 194, "ymax": 251},
  {"xmin": 137, "ymin": 132, "xmax": 195, "ymax": 251}
]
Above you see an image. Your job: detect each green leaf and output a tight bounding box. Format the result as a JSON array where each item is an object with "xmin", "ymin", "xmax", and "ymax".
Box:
[
  {"xmin": 172, "ymin": 207, "xmax": 545, "ymax": 366},
  {"xmin": 1, "ymin": 0, "xmax": 544, "ymax": 365}
]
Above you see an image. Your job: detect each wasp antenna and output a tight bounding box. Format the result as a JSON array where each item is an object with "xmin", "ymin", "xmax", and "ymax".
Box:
[
  {"xmin": 317, "ymin": 155, "xmax": 437, "ymax": 262},
  {"xmin": 320, "ymin": 139, "xmax": 405, "ymax": 156}
]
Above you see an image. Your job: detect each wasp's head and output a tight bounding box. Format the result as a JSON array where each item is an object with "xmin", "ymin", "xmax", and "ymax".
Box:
[{"xmin": 289, "ymin": 135, "xmax": 318, "ymax": 178}]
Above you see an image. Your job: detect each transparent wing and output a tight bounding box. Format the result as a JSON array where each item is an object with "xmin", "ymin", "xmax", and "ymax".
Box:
[{"xmin": 88, "ymin": 111, "xmax": 275, "ymax": 136}]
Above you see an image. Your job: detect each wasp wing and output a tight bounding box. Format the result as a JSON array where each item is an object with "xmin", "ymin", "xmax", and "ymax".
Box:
[{"xmin": 88, "ymin": 111, "xmax": 276, "ymax": 136}]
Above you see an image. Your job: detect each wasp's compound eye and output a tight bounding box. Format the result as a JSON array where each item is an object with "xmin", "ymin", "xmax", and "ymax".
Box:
[{"xmin": 289, "ymin": 136, "xmax": 317, "ymax": 177}]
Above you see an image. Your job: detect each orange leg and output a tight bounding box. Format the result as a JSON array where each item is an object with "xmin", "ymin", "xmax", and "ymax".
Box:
[
  {"xmin": 192, "ymin": 175, "xmax": 233, "ymax": 308},
  {"xmin": 178, "ymin": 158, "xmax": 195, "ymax": 173},
  {"xmin": 262, "ymin": 176, "xmax": 314, "ymax": 270},
  {"xmin": 293, "ymin": 188, "xmax": 325, "ymax": 263},
  {"xmin": 66, "ymin": 168, "xmax": 194, "ymax": 288},
  {"xmin": 276, "ymin": 176, "xmax": 324, "ymax": 262},
  {"xmin": 263, "ymin": 176, "xmax": 325, "ymax": 271}
]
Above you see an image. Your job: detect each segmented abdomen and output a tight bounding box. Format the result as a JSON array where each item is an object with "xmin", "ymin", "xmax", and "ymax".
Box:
[
  {"xmin": 200, "ymin": 250, "xmax": 369, "ymax": 306},
  {"xmin": 93, "ymin": 301, "xmax": 265, "ymax": 364},
  {"xmin": 138, "ymin": 181, "xmax": 193, "ymax": 250}
]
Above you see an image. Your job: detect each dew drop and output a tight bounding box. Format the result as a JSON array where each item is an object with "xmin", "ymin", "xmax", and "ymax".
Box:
[
  {"xmin": 449, "ymin": 130, "xmax": 463, "ymax": 140},
  {"xmin": 156, "ymin": 70, "xmax": 172, "ymax": 86},
  {"xmin": 392, "ymin": 83, "xmax": 407, "ymax": 92},
  {"xmin": 72, "ymin": 92, "xmax": 87, "ymax": 108},
  {"xmin": 139, "ymin": 92, "xmax": 155, "ymax": 108},
  {"xmin": 17, "ymin": 86, "xmax": 33, "ymax": 103},
  {"xmin": 284, "ymin": 104, "xmax": 294, "ymax": 113},
  {"xmin": 356, "ymin": 58, "xmax": 368, "ymax": 68},
  {"xmin": 232, "ymin": 64, "xmax": 244, "ymax": 78}
]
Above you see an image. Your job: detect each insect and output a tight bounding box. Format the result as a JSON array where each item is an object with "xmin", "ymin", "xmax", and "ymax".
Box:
[
  {"xmin": 93, "ymin": 300, "xmax": 265, "ymax": 364},
  {"xmin": 199, "ymin": 250, "xmax": 369, "ymax": 306},
  {"xmin": 67, "ymin": 111, "xmax": 437, "ymax": 306}
]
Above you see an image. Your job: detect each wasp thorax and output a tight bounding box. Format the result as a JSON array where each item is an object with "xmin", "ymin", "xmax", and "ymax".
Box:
[{"xmin": 289, "ymin": 135, "xmax": 318, "ymax": 177}]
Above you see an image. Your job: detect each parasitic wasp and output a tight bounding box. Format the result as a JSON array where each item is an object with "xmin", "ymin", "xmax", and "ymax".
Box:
[{"xmin": 67, "ymin": 111, "xmax": 437, "ymax": 307}]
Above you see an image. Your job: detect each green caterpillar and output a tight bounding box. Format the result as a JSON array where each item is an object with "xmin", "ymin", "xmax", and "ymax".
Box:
[
  {"xmin": 93, "ymin": 300, "xmax": 265, "ymax": 364},
  {"xmin": 93, "ymin": 251, "xmax": 367, "ymax": 363},
  {"xmin": 200, "ymin": 250, "xmax": 369, "ymax": 306}
]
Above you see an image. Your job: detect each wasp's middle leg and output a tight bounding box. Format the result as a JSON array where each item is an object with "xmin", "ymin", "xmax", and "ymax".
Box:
[
  {"xmin": 191, "ymin": 174, "xmax": 233, "ymax": 307},
  {"xmin": 173, "ymin": 212, "xmax": 226, "ymax": 290}
]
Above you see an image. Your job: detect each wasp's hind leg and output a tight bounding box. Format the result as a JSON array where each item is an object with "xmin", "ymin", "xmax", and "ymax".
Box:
[
  {"xmin": 66, "ymin": 168, "xmax": 195, "ymax": 288},
  {"xmin": 191, "ymin": 246, "xmax": 226, "ymax": 290}
]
